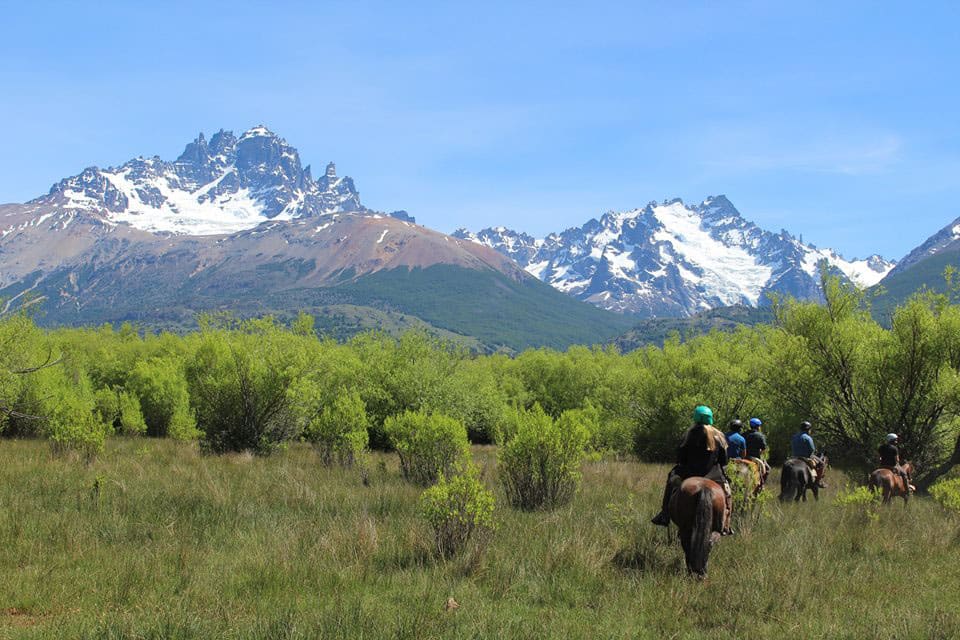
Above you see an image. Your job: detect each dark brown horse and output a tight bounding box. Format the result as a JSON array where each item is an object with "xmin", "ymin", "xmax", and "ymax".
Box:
[
  {"xmin": 779, "ymin": 455, "xmax": 828, "ymax": 502},
  {"xmin": 669, "ymin": 477, "xmax": 726, "ymax": 578},
  {"xmin": 868, "ymin": 462, "xmax": 914, "ymax": 504}
]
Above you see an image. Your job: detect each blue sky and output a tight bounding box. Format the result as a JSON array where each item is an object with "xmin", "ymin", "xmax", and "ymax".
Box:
[{"xmin": 1, "ymin": 1, "xmax": 958, "ymax": 260}]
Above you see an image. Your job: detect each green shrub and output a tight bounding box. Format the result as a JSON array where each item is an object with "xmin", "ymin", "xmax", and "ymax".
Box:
[
  {"xmin": 499, "ymin": 404, "xmax": 588, "ymax": 510},
  {"xmin": 117, "ymin": 391, "xmax": 148, "ymax": 435},
  {"xmin": 46, "ymin": 382, "xmax": 111, "ymax": 461},
  {"xmin": 186, "ymin": 320, "xmax": 308, "ymax": 455},
  {"xmin": 930, "ymin": 478, "xmax": 960, "ymax": 512},
  {"xmin": 419, "ymin": 464, "xmax": 495, "ymax": 558},
  {"xmin": 94, "ymin": 388, "xmax": 148, "ymax": 435},
  {"xmin": 94, "ymin": 388, "xmax": 120, "ymax": 428},
  {"xmin": 304, "ymin": 390, "xmax": 369, "ymax": 466},
  {"xmin": 384, "ymin": 410, "xmax": 469, "ymax": 486},
  {"xmin": 126, "ymin": 358, "xmax": 194, "ymax": 438}
]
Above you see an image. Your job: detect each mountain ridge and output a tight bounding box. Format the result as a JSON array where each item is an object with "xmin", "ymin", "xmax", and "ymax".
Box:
[
  {"xmin": 454, "ymin": 195, "xmax": 894, "ymax": 317},
  {"xmin": 0, "ymin": 126, "xmax": 632, "ymax": 351}
]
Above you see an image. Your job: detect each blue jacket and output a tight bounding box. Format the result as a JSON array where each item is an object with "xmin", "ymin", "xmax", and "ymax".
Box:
[
  {"xmin": 791, "ymin": 432, "xmax": 816, "ymax": 458},
  {"xmin": 726, "ymin": 432, "xmax": 747, "ymax": 459}
]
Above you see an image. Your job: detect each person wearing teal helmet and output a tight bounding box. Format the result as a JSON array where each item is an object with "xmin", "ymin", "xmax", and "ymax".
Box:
[{"xmin": 651, "ymin": 405, "xmax": 734, "ymax": 535}]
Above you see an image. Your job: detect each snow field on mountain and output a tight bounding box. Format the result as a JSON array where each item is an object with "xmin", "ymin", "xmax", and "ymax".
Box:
[
  {"xmin": 101, "ymin": 168, "xmax": 284, "ymax": 235},
  {"xmin": 651, "ymin": 202, "xmax": 772, "ymax": 306}
]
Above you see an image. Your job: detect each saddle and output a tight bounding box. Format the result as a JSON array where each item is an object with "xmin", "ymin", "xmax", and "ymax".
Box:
[{"xmin": 799, "ymin": 457, "xmax": 819, "ymax": 481}]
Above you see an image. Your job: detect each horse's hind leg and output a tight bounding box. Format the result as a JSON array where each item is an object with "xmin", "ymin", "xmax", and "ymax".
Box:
[{"xmin": 811, "ymin": 484, "xmax": 819, "ymax": 501}]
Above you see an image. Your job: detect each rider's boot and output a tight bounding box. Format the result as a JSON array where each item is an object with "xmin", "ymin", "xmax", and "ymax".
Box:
[
  {"xmin": 650, "ymin": 478, "xmax": 674, "ymax": 526},
  {"xmin": 902, "ymin": 471, "xmax": 914, "ymax": 494}
]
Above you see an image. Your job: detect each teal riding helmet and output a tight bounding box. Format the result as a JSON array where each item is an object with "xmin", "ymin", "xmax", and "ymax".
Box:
[{"xmin": 693, "ymin": 405, "xmax": 714, "ymax": 426}]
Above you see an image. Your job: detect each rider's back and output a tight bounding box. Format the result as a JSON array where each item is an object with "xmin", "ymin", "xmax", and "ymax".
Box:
[
  {"xmin": 678, "ymin": 425, "xmax": 727, "ymax": 481},
  {"xmin": 878, "ymin": 443, "xmax": 899, "ymax": 467},
  {"xmin": 790, "ymin": 432, "xmax": 815, "ymax": 458},
  {"xmin": 744, "ymin": 430, "xmax": 767, "ymax": 458}
]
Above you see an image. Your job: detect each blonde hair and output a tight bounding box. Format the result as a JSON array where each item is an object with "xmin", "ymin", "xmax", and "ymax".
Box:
[
  {"xmin": 706, "ymin": 426, "xmax": 727, "ymax": 451},
  {"xmin": 681, "ymin": 424, "xmax": 728, "ymax": 451}
]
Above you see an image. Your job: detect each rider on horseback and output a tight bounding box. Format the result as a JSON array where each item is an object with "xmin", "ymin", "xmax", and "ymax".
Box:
[
  {"xmin": 744, "ymin": 417, "xmax": 770, "ymax": 479},
  {"xmin": 726, "ymin": 419, "xmax": 746, "ymax": 459},
  {"xmin": 790, "ymin": 421, "xmax": 826, "ymax": 488},
  {"xmin": 879, "ymin": 433, "xmax": 913, "ymax": 494},
  {"xmin": 651, "ymin": 405, "xmax": 735, "ymax": 535}
]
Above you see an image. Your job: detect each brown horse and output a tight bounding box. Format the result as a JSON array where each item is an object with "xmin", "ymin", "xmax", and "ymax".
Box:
[
  {"xmin": 730, "ymin": 458, "xmax": 767, "ymax": 500},
  {"xmin": 669, "ymin": 477, "xmax": 726, "ymax": 578},
  {"xmin": 868, "ymin": 462, "xmax": 915, "ymax": 504}
]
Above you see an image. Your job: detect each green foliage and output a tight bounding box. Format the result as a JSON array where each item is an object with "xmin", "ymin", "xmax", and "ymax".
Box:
[
  {"xmin": 303, "ymin": 390, "xmax": 370, "ymax": 466},
  {"xmin": 771, "ymin": 274, "xmax": 960, "ymax": 471},
  {"xmin": 126, "ymin": 357, "xmax": 195, "ymax": 438},
  {"xmin": 94, "ymin": 388, "xmax": 148, "ymax": 435},
  {"xmin": 930, "ymin": 478, "xmax": 960, "ymax": 512},
  {"xmin": 834, "ymin": 486, "xmax": 882, "ymax": 508},
  {"xmin": 499, "ymin": 404, "xmax": 588, "ymax": 510},
  {"xmin": 419, "ymin": 463, "xmax": 496, "ymax": 558},
  {"xmin": 44, "ymin": 369, "xmax": 110, "ymax": 460},
  {"xmin": 383, "ymin": 410, "xmax": 469, "ymax": 486},
  {"xmin": 186, "ymin": 318, "xmax": 309, "ymax": 455}
]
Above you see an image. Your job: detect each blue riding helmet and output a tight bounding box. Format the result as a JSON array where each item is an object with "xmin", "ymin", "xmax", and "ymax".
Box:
[{"xmin": 749, "ymin": 418, "xmax": 762, "ymax": 429}]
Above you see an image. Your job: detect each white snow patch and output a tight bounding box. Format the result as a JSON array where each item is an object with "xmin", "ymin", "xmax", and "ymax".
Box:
[
  {"xmin": 101, "ymin": 168, "xmax": 280, "ymax": 235},
  {"xmin": 376, "ymin": 230, "xmax": 389, "ymax": 244},
  {"xmin": 652, "ymin": 202, "xmax": 771, "ymax": 305},
  {"xmin": 525, "ymin": 260, "xmax": 550, "ymax": 279},
  {"xmin": 803, "ymin": 247, "xmax": 893, "ymax": 287}
]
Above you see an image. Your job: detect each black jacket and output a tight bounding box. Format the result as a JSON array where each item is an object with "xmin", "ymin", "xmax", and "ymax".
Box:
[
  {"xmin": 879, "ymin": 443, "xmax": 899, "ymax": 467},
  {"xmin": 677, "ymin": 425, "xmax": 728, "ymax": 482},
  {"xmin": 744, "ymin": 430, "xmax": 767, "ymax": 458}
]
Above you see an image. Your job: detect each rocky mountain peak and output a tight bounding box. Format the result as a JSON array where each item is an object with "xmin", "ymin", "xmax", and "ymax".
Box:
[
  {"xmin": 27, "ymin": 125, "xmax": 365, "ymax": 235},
  {"xmin": 458, "ymin": 197, "xmax": 895, "ymax": 318}
]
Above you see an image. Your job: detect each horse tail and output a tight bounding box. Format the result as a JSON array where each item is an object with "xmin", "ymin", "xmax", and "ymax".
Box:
[
  {"xmin": 687, "ymin": 487, "xmax": 714, "ymax": 577},
  {"xmin": 779, "ymin": 466, "xmax": 795, "ymax": 502}
]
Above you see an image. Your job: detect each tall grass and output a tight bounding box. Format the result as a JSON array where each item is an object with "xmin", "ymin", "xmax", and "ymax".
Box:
[{"xmin": 0, "ymin": 439, "xmax": 957, "ymax": 638}]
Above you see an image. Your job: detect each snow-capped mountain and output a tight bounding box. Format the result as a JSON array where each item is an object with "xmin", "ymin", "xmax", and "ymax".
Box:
[
  {"xmin": 28, "ymin": 125, "xmax": 363, "ymax": 236},
  {"xmin": 0, "ymin": 125, "xmax": 635, "ymax": 351},
  {"xmin": 885, "ymin": 214, "xmax": 960, "ymax": 277},
  {"xmin": 454, "ymin": 196, "xmax": 895, "ymax": 317}
]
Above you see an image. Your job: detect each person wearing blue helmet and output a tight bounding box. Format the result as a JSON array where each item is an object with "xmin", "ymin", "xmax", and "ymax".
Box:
[
  {"xmin": 744, "ymin": 418, "xmax": 767, "ymax": 460},
  {"xmin": 725, "ymin": 419, "xmax": 747, "ymax": 459},
  {"xmin": 651, "ymin": 405, "xmax": 734, "ymax": 535}
]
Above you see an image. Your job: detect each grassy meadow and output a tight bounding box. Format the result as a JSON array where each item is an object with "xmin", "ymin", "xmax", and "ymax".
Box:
[{"xmin": 0, "ymin": 439, "xmax": 958, "ymax": 639}]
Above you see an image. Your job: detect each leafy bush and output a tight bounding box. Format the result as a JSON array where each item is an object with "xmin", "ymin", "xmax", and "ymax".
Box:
[
  {"xmin": 384, "ymin": 410, "xmax": 469, "ymax": 486},
  {"xmin": 930, "ymin": 478, "xmax": 960, "ymax": 512},
  {"xmin": 834, "ymin": 486, "xmax": 881, "ymax": 507},
  {"xmin": 303, "ymin": 390, "xmax": 369, "ymax": 466},
  {"xmin": 126, "ymin": 358, "xmax": 194, "ymax": 438},
  {"xmin": 45, "ymin": 373, "xmax": 111, "ymax": 460},
  {"xmin": 94, "ymin": 388, "xmax": 148, "ymax": 435},
  {"xmin": 419, "ymin": 464, "xmax": 495, "ymax": 558},
  {"xmin": 186, "ymin": 319, "xmax": 308, "ymax": 455},
  {"xmin": 499, "ymin": 404, "xmax": 588, "ymax": 510}
]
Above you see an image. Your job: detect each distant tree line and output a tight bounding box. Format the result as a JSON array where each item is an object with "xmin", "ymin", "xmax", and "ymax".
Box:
[{"xmin": 2, "ymin": 275, "xmax": 960, "ymax": 489}]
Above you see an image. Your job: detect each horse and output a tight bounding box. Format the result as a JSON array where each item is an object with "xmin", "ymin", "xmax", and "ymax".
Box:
[
  {"xmin": 868, "ymin": 462, "xmax": 915, "ymax": 504},
  {"xmin": 779, "ymin": 455, "xmax": 828, "ymax": 502},
  {"xmin": 729, "ymin": 458, "xmax": 767, "ymax": 503},
  {"xmin": 669, "ymin": 477, "xmax": 726, "ymax": 578}
]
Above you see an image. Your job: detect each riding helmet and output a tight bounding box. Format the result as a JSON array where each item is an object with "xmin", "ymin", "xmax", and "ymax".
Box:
[
  {"xmin": 693, "ymin": 405, "xmax": 714, "ymax": 426},
  {"xmin": 728, "ymin": 419, "xmax": 743, "ymax": 431},
  {"xmin": 800, "ymin": 421, "xmax": 812, "ymax": 431},
  {"xmin": 749, "ymin": 417, "xmax": 762, "ymax": 429},
  {"xmin": 886, "ymin": 433, "xmax": 899, "ymax": 443}
]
